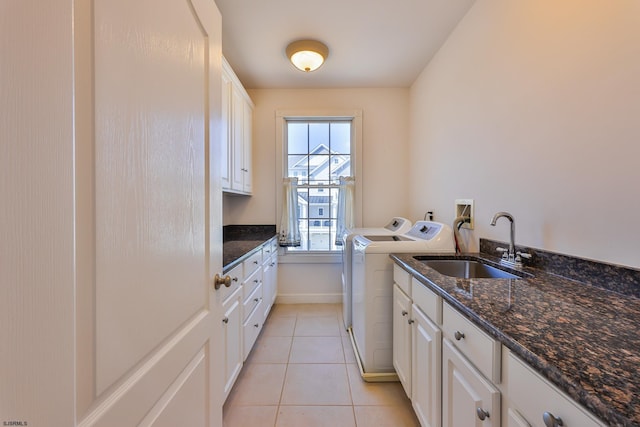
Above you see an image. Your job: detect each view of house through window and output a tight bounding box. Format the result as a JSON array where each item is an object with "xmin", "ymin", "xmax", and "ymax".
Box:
[{"xmin": 286, "ymin": 120, "xmax": 352, "ymax": 251}]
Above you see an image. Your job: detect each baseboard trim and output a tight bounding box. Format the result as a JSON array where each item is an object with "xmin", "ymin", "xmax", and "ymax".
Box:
[{"xmin": 275, "ymin": 293, "xmax": 342, "ymax": 304}]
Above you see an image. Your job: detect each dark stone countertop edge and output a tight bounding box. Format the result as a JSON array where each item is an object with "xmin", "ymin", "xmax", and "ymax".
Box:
[
  {"xmin": 390, "ymin": 252, "xmax": 637, "ymax": 427},
  {"xmin": 223, "ymin": 235, "xmax": 278, "ymax": 274}
]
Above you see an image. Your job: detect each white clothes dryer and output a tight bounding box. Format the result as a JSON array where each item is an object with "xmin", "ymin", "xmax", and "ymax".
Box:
[
  {"xmin": 340, "ymin": 217, "xmax": 412, "ymax": 330},
  {"xmin": 351, "ymin": 221, "xmax": 454, "ymax": 381}
]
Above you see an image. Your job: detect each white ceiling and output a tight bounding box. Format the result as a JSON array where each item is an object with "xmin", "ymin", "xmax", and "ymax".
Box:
[{"xmin": 215, "ymin": 0, "xmax": 477, "ymax": 89}]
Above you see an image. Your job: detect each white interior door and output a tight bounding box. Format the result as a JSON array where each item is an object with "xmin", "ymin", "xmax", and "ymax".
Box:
[
  {"xmin": 3, "ymin": 0, "xmax": 223, "ymax": 425},
  {"xmin": 75, "ymin": 0, "xmax": 224, "ymax": 425}
]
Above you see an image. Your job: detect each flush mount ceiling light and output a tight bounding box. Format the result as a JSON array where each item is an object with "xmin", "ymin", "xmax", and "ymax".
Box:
[{"xmin": 286, "ymin": 40, "xmax": 329, "ymax": 72}]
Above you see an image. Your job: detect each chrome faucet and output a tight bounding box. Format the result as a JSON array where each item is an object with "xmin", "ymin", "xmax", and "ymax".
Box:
[{"xmin": 490, "ymin": 211, "xmax": 530, "ymax": 267}]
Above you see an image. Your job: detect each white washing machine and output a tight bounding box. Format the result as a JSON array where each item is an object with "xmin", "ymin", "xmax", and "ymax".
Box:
[
  {"xmin": 340, "ymin": 217, "xmax": 412, "ymax": 330},
  {"xmin": 351, "ymin": 221, "xmax": 454, "ymax": 380}
]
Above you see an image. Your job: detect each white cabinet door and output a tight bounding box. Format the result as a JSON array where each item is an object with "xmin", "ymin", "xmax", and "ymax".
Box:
[
  {"xmin": 412, "ymin": 305, "xmax": 442, "ymax": 427},
  {"xmin": 393, "ymin": 285, "xmax": 413, "ymax": 397},
  {"xmin": 507, "ymin": 408, "xmax": 532, "ymax": 427},
  {"xmin": 230, "ymin": 85, "xmax": 245, "ymax": 192},
  {"xmin": 242, "ymin": 101, "xmax": 253, "ymax": 193},
  {"xmin": 262, "ymin": 249, "xmax": 278, "ymax": 319},
  {"xmin": 442, "ymin": 339, "xmax": 500, "ymax": 427},
  {"xmin": 222, "ymin": 289, "xmax": 243, "ymax": 400},
  {"xmin": 221, "ymin": 71, "xmax": 232, "ymax": 190}
]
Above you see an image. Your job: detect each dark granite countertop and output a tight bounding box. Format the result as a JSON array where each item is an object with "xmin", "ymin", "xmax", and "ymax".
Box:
[
  {"xmin": 223, "ymin": 225, "xmax": 277, "ymax": 273},
  {"xmin": 391, "ymin": 251, "xmax": 640, "ymax": 427}
]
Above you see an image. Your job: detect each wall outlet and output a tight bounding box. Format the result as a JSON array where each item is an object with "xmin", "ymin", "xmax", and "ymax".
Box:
[{"xmin": 455, "ymin": 199, "xmax": 474, "ymax": 230}]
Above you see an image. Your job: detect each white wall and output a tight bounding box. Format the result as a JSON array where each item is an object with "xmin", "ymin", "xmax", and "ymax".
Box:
[
  {"xmin": 1, "ymin": 1, "xmax": 76, "ymax": 424},
  {"xmin": 409, "ymin": 0, "xmax": 640, "ymax": 269},
  {"xmin": 225, "ymin": 88, "xmax": 412, "ymax": 226},
  {"xmin": 225, "ymin": 88, "xmax": 411, "ymax": 301}
]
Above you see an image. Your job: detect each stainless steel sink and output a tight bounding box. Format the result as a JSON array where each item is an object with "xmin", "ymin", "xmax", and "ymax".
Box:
[{"xmin": 417, "ymin": 259, "xmax": 522, "ymax": 279}]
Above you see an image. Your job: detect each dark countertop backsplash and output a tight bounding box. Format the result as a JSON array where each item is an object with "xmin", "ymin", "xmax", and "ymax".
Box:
[
  {"xmin": 223, "ymin": 225, "xmax": 277, "ymax": 272},
  {"xmin": 223, "ymin": 224, "xmax": 277, "ymax": 243},
  {"xmin": 480, "ymin": 238, "xmax": 640, "ymax": 298}
]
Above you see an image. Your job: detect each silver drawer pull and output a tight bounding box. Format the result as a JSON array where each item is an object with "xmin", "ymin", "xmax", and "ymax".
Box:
[
  {"xmin": 401, "ymin": 310, "xmax": 408, "ymax": 317},
  {"xmin": 222, "ymin": 317, "xmax": 229, "ymax": 324},
  {"xmin": 408, "ymin": 319, "xmax": 415, "ymax": 325},
  {"xmin": 543, "ymin": 412, "xmax": 563, "ymax": 427},
  {"xmin": 454, "ymin": 330, "xmax": 465, "ymax": 341},
  {"xmin": 476, "ymin": 408, "xmax": 490, "ymax": 421}
]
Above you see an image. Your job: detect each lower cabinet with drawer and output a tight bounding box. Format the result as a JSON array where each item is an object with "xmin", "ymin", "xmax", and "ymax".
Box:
[
  {"xmin": 392, "ymin": 272, "xmax": 443, "ymax": 427},
  {"xmin": 222, "ymin": 282, "xmax": 243, "ymax": 400},
  {"xmin": 442, "ymin": 338, "xmax": 501, "ymax": 427},
  {"xmin": 221, "ymin": 237, "xmax": 279, "ymax": 401},
  {"xmin": 243, "ymin": 282, "xmax": 263, "ymax": 361},
  {"xmin": 392, "ymin": 264, "xmax": 606, "ymax": 427}
]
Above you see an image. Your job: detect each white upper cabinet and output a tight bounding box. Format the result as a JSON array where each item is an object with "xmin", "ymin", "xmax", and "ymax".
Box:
[{"xmin": 222, "ymin": 57, "xmax": 254, "ymax": 195}]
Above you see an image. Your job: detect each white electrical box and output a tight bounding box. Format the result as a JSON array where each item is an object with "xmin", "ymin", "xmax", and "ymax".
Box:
[{"xmin": 455, "ymin": 199, "xmax": 474, "ymax": 230}]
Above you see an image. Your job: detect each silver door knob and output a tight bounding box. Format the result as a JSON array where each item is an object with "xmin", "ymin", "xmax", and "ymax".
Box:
[{"xmin": 213, "ymin": 274, "xmax": 231, "ymax": 290}]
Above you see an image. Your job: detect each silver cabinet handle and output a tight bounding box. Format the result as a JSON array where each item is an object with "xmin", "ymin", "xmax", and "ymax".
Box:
[
  {"xmin": 476, "ymin": 408, "xmax": 490, "ymax": 421},
  {"xmin": 254, "ymin": 323, "xmax": 259, "ymax": 328},
  {"xmin": 222, "ymin": 317, "xmax": 229, "ymax": 324},
  {"xmin": 543, "ymin": 412, "xmax": 564, "ymax": 427},
  {"xmin": 454, "ymin": 330, "xmax": 465, "ymax": 341},
  {"xmin": 401, "ymin": 310, "xmax": 408, "ymax": 317},
  {"xmin": 408, "ymin": 319, "xmax": 415, "ymax": 325}
]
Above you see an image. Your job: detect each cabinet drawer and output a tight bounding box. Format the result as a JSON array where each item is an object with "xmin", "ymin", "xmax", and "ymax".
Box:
[
  {"xmin": 243, "ymin": 281, "xmax": 263, "ymax": 323},
  {"xmin": 442, "ymin": 302, "xmax": 501, "ymax": 383},
  {"xmin": 262, "ymin": 239, "xmax": 278, "ymax": 260},
  {"xmin": 243, "ymin": 295, "xmax": 263, "ymax": 360},
  {"xmin": 411, "ymin": 277, "xmax": 441, "ymax": 324},
  {"xmin": 243, "ymin": 266, "xmax": 262, "ymax": 301},
  {"xmin": 507, "ymin": 351, "xmax": 604, "ymax": 427},
  {"xmin": 220, "ymin": 263, "xmax": 243, "ymax": 304},
  {"xmin": 243, "ymin": 249, "xmax": 263, "ymax": 277},
  {"xmin": 393, "ymin": 264, "xmax": 411, "ymax": 296}
]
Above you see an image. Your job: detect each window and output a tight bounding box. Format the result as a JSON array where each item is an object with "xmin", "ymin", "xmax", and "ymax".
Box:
[{"xmin": 285, "ymin": 120, "xmax": 352, "ymax": 252}]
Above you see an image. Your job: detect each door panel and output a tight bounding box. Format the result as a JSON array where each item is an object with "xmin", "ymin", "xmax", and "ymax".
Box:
[
  {"xmin": 94, "ymin": 0, "xmax": 207, "ymax": 393},
  {"xmin": 140, "ymin": 348, "xmax": 208, "ymax": 427}
]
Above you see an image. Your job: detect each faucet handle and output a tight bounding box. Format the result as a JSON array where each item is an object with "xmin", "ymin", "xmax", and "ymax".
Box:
[
  {"xmin": 496, "ymin": 247, "xmax": 509, "ymax": 259},
  {"xmin": 517, "ymin": 251, "xmax": 531, "ymax": 259}
]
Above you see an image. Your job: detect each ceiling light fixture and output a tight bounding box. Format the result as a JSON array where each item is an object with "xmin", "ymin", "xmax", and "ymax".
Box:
[{"xmin": 286, "ymin": 40, "xmax": 329, "ymax": 72}]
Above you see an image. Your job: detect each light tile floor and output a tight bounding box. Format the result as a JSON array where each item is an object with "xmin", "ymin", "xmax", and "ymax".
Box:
[{"xmin": 223, "ymin": 303, "xmax": 420, "ymax": 427}]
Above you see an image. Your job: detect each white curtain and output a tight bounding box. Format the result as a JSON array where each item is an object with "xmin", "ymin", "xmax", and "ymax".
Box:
[
  {"xmin": 279, "ymin": 177, "xmax": 301, "ymax": 247},
  {"xmin": 335, "ymin": 176, "xmax": 355, "ymax": 245}
]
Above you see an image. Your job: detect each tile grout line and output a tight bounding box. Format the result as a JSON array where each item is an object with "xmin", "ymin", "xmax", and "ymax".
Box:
[{"xmin": 273, "ymin": 313, "xmax": 295, "ymax": 427}]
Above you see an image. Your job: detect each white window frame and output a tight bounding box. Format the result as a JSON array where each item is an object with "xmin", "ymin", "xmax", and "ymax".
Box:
[{"xmin": 276, "ymin": 109, "xmax": 363, "ymax": 263}]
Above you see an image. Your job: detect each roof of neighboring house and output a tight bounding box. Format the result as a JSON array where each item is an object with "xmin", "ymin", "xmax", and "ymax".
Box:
[{"xmin": 298, "ymin": 193, "xmax": 331, "ymax": 204}]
